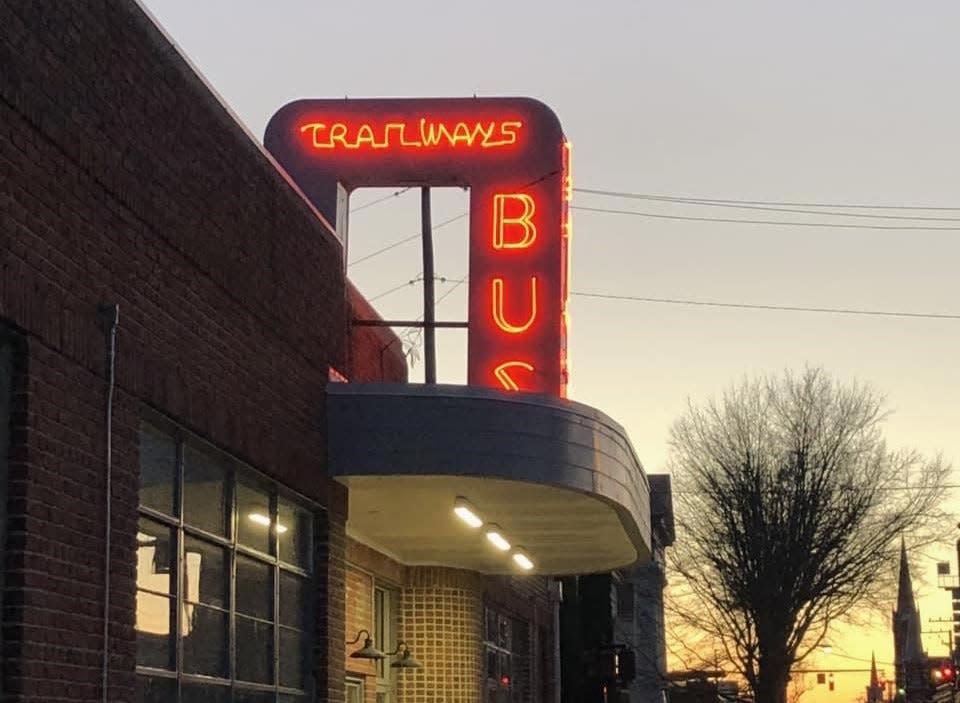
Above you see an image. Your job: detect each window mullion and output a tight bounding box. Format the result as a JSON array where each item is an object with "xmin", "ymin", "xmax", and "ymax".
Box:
[
  {"xmin": 229, "ymin": 467, "xmax": 238, "ymax": 691},
  {"xmin": 272, "ymin": 491, "xmax": 280, "ymax": 698},
  {"xmin": 175, "ymin": 436, "xmax": 185, "ymax": 698}
]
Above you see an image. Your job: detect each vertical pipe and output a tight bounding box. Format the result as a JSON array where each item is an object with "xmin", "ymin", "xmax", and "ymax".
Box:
[
  {"xmin": 98, "ymin": 303, "xmax": 119, "ymax": 703},
  {"xmin": 421, "ymin": 187, "xmax": 436, "ymax": 383}
]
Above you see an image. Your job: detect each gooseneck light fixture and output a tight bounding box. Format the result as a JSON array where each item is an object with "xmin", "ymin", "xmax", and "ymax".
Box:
[
  {"xmin": 346, "ymin": 629, "xmax": 386, "ymax": 660},
  {"xmin": 388, "ymin": 641, "xmax": 424, "ymax": 669}
]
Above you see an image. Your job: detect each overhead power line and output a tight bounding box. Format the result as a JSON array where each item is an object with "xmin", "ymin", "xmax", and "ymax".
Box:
[
  {"xmin": 348, "ymin": 212, "xmax": 468, "ymax": 267},
  {"xmin": 574, "ymin": 187, "xmax": 960, "ymax": 212},
  {"xmin": 572, "ymin": 205, "xmax": 960, "ymax": 231},
  {"xmin": 347, "ymin": 168, "xmax": 561, "ymax": 268},
  {"xmin": 570, "ymin": 292, "xmax": 960, "ymax": 321},
  {"xmin": 350, "ymin": 187, "xmax": 413, "ymax": 213},
  {"xmin": 576, "ymin": 190, "xmax": 960, "ymax": 223}
]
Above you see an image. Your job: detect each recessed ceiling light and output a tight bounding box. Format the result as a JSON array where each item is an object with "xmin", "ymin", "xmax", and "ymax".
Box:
[
  {"xmin": 512, "ymin": 551, "xmax": 534, "ymax": 571},
  {"xmin": 453, "ymin": 497, "xmax": 483, "ymax": 528},
  {"xmin": 485, "ymin": 524, "xmax": 511, "ymax": 552}
]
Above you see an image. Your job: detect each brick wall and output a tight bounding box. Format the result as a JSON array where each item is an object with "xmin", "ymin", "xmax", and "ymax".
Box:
[
  {"xmin": 399, "ymin": 567, "xmax": 485, "ymax": 703},
  {"xmin": 0, "ymin": 0, "xmax": 377, "ymax": 699}
]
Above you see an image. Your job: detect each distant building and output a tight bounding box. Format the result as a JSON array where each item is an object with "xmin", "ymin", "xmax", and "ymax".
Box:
[
  {"xmin": 559, "ymin": 475, "xmax": 675, "ymax": 703},
  {"xmin": 615, "ymin": 475, "xmax": 676, "ymax": 703}
]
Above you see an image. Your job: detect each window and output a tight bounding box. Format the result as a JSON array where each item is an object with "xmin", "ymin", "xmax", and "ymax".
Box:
[
  {"xmin": 136, "ymin": 422, "xmax": 314, "ymax": 702},
  {"xmin": 374, "ymin": 585, "xmax": 399, "ymax": 703},
  {"xmin": 484, "ymin": 607, "xmax": 531, "ymax": 703},
  {"xmin": 345, "ymin": 677, "xmax": 364, "ymax": 703}
]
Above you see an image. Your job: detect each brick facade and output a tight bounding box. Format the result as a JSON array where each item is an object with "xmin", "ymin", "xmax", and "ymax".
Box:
[
  {"xmin": 0, "ymin": 2, "xmax": 557, "ymax": 702},
  {"xmin": 0, "ymin": 0, "xmax": 376, "ymax": 699}
]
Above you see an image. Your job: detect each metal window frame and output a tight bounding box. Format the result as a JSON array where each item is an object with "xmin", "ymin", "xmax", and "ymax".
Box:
[
  {"xmin": 135, "ymin": 421, "xmax": 317, "ymax": 702},
  {"xmin": 373, "ymin": 583, "xmax": 399, "ymax": 702}
]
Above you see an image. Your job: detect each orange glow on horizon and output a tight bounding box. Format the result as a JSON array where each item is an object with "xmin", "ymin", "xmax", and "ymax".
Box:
[
  {"xmin": 493, "ymin": 361, "xmax": 535, "ymax": 391},
  {"xmin": 492, "ymin": 193, "xmax": 537, "ymax": 249},
  {"xmin": 299, "ymin": 118, "xmax": 523, "ymax": 151},
  {"xmin": 492, "ymin": 277, "xmax": 538, "ymax": 333}
]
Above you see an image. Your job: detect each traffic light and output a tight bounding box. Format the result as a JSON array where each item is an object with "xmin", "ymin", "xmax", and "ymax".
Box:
[{"xmin": 929, "ymin": 661, "xmax": 955, "ymax": 685}]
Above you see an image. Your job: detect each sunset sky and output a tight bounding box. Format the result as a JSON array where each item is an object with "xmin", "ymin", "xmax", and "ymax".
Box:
[{"xmin": 138, "ymin": 1, "xmax": 960, "ymax": 700}]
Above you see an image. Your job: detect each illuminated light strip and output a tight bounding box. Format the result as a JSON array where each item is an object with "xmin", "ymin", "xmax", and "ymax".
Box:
[
  {"xmin": 453, "ymin": 497, "xmax": 483, "ymax": 528},
  {"xmin": 493, "ymin": 361, "xmax": 535, "ymax": 391},
  {"xmin": 492, "ymin": 193, "xmax": 537, "ymax": 249},
  {"xmin": 485, "ymin": 525, "xmax": 511, "ymax": 551},
  {"xmin": 299, "ymin": 119, "xmax": 523, "ymax": 151},
  {"xmin": 491, "ymin": 277, "xmax": 538, "ymax": 333},
  {"xmin": 512, "ymin": 551, "xmax": 534, "ymax": 571}
]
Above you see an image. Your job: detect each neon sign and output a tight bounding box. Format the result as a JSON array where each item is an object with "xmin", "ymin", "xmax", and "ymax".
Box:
[
  {"xmin": 265, "ymin": 98, "xmax": 570, "ymax": 397},
  {"xmin": 299, "ymin": 118, "xmax": 523, "ymax": 151}
]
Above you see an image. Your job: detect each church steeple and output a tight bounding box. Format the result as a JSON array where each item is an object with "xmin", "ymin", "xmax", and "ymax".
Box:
[
  {"xmin": 893, "ymin": 538, "xmax": 925, "ymax": 701},
  {"xmin": 866, "ymin": 651, "xmax": 883, "ymax": 703},
  {"xmin": 894, "ymin": 537, "xmax": 923, "ymax": 661}
]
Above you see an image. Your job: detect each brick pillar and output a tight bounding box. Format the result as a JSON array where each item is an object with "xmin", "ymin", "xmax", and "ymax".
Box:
[
  {"xmin": 316, "ymin": 497, "xmax": 348, "ymax": 703},
  {"xmin": 399, "ymin": 567, "xmax": 484, "ymax": 703}
]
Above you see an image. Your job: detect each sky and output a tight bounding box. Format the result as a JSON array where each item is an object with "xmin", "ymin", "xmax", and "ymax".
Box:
[{"xmin": 138, "ymin": 1, "xmax": 960, "ymax": 700}]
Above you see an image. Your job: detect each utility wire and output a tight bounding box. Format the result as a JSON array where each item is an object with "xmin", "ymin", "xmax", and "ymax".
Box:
[
  {"xmin": 576, "ymin": 190, "xmax": 960, "ymax": 223},
  {"xmin": 570, "ymin": 292, "xmax": 960, "ymax": 321},
  {"xmin": 348, "ymin": 212, "xmax": 468, "ymax": 267},
  {"xmin": 367, "ymin": 276, "xmax": 423, "ymax": 303},
  {"xmin": 350, "ymin": 182, "xmax": 960, "ymax": 268},
  {"xmin": 362, "ymin": 278, "xmax": 960, "ymax": 322},
  {"xmin": 574, "ymin": 187, "xmax": 960, "ymax": 212},
  {"xmin": 572, "ymin": 205, "xmax": 960, "ymax": 231},
  {"xmin": 347, "ymin": 168, "xmax": 562, "ymax": 268},
  {"xmin": 350, "ymin": 187, "xmax": 413, "ymax": 213}
]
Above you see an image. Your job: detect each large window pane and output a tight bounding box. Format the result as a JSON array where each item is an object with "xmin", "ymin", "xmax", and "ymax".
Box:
[
  {"xmin": 183, "ymin": 445, "xmax": 227, "ymax": 536},
  {"xmin": 235, "ymin": 690, "xmax": 275, "ymax": 703},
  {"xmin": 136, "ymin": 591, "xmax": 172, "ymax": 669},
  {"xmin": 236, "ymin": 616, "xmax": 273, "ymax": 684},
  {"xmin": 279, "ymin": 626, "xmax": 305, "ymax": 689},
  {"xmin": 139, "ymin": 425, "xmax": 176, "ymax": 516},
  {"xmin": 182, "ymin": 604, "xmax": 228, "ymax": 677},
  {"xmin": 137, "ymin": 518, "xmax": 173, "ymax": 594},
  {"xmin": 183, "ymin": 535, "xmax": 227, "ymax": 609},
  {"xmin": 278, "ymin": 498, "xmax": 312, "ymax": 569},
  {"xmin": 237, "ymin": 479, "xmax": 272, "ymax": 554},
  {"xmin": 237, "ymin": 554, "xmax": 272, "ymax": 620},
  {"xmin": 181, "ymin": 682, "xmax": 229, "ymax": 703},
  {"xmin": 136, "ymin": 675, "xmax": 177, "ymax": 703},
  {"xmin": 278, "ymin": 571, "xmax": 305, "ymax": 629}
]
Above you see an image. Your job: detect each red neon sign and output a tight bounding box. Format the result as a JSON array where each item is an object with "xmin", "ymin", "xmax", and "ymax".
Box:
[
  {"xmin": 299, "ymin": 118, "xmax": 523, "ymax": 151},
  {"xmin": 265, "ymin": 98, "xmax": 570, "ymax": 397}
]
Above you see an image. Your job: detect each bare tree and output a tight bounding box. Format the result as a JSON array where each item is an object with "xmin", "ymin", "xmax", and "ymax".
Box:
[{"xmin": 668, "ymin": 368, "xmax": 950, "ymax": 703}]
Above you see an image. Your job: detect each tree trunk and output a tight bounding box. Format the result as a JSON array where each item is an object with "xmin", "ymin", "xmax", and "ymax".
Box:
[{"xmin": 755, "ymin": 660, "xmax": 790, "ymax": 703}]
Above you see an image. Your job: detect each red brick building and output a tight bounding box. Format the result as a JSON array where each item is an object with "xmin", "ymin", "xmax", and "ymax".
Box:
[{"xmin": 0, "ymin": 2, "xmax": 654, "ymax": 702}]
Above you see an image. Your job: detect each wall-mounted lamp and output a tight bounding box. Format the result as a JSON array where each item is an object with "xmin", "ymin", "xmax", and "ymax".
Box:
[
  {"xmin": 346, "ymin": 629, "xmax": 385, "ymax": 660},
  {"xmin": 387, "ymin": 642, "xmax": 424, "ymax": 669},
  {"xmin": 454, "ymin": 496, "xmax": 483, "ymax": 528}
]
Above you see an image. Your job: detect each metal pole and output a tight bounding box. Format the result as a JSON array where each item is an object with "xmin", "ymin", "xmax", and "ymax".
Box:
[{"xmin": 421, "ymin": 187, "xmax": 437, "ymax": 383}]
